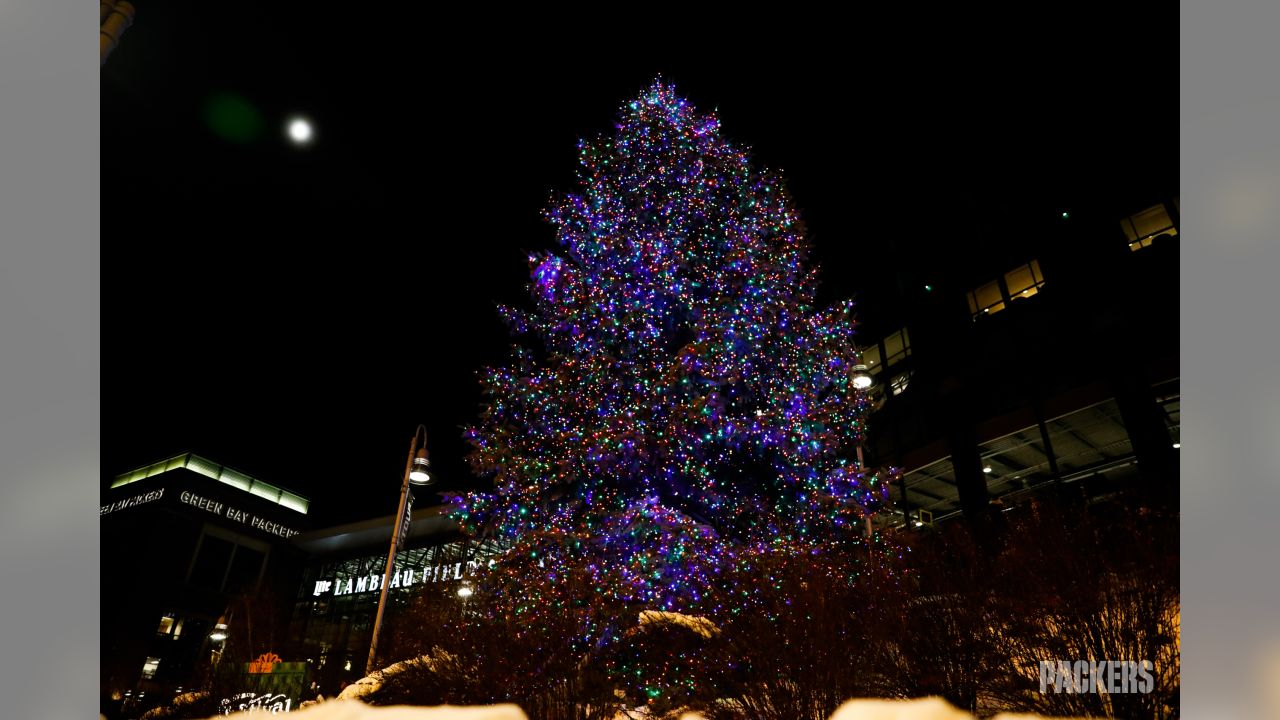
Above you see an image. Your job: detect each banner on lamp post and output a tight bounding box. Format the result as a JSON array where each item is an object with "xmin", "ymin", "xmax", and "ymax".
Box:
[{"xmin": 395, "ymin": 488, "xmax": 414, "ymax": 552}]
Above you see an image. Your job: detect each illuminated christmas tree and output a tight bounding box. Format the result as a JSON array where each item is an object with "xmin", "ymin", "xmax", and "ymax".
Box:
[{"xmin": 454, "ymin": 80, "xmax": 895, "ymax": 628}]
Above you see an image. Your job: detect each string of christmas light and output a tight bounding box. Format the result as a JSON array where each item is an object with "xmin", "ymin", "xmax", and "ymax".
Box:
[{"xmin": 448, "ymin": 80, "xmax": 900, "ymax": 628}]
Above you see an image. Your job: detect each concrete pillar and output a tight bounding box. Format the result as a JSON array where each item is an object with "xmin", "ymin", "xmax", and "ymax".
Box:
[
  {"xmin": 949, "ymin": 419, "xmax": 988, "ymax": 520},
  {"xmin": 1111, "ymin": 371, "xmax": 1179, "ymax": 508}
]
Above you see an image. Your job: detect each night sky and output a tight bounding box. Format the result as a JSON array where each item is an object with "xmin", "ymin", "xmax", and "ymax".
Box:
[{"xmin": 102, "ymin": 7, "xmax": 1177, "ymax": 527}]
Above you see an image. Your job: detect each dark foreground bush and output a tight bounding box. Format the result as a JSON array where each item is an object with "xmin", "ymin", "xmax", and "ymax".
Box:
[{"xmin": 365, "ymin": 493, "xmax": 1177, "ymax": 719}]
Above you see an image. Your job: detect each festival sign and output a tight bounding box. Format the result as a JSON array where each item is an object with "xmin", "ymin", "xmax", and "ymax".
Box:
[{"xmin": 219, "ymin": 653, "xmax": 307, "ymax": 715}]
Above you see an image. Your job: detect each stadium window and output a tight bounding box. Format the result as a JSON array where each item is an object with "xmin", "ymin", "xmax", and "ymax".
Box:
[
  {"xmin": 156, "ymin": 614, "xmax": 175, "ymax": 636},
  {"xmin": 1005, "ymin": 259, "xmax": 1045, "ymax": 300},
  {"xmin": 861, "ymin": 343, "xmax": 883, "ymax": 375},
  {"xmin": 883, "ymin": 328, "xmax": 911, "ymax": 367},
  {"xmin": 1122, "ymin": 202, "xmax": 1178, "ymax": 251},
  {"xmin": 890, "ymin": 370, "xmax": 912, "ymax": 396},
  {"xmin": 141, "ymin": 657, "xmax": 161, "ymax": 680},
  {"xmin": 968, "ymin": 279, "xmax": 1005, "ymax": 318},
  {"xmin": 970, "ymin": 259, "xmax": 1047, "ymax": 319}
]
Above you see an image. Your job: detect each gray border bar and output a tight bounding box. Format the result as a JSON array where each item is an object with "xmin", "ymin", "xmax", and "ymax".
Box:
[
  {"xmin": 0, "ymin": 3, "xmax": 102, "ymax": 718},
  {"xmin": 1182, "ymin": 2, "xmax": 1280, "ymax": 718}
]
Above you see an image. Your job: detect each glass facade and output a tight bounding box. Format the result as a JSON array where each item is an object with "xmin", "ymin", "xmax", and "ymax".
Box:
[
  {"xmin": 286, "ymin": 537, "xmax": 506, "ymax": 690},
  {"xmin": 882, "ymin": 396, "xmax": 1172, "ymax": 527}
]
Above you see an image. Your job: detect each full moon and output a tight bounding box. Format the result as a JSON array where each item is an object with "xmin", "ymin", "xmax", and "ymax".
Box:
[{"xmin": 286, "ymin": 117, "xmax": 313, "ymax": 145}]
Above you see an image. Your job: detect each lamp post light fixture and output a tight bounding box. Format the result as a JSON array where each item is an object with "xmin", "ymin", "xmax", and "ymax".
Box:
[
  {"xmin": 366, "ymin": 425, "xmax": 433, "ymax": 675},
  {"xmin": 409, "ymin": 447, "xmax": 433, "ymax": 485},
  {"xmin": 851, "ymin": 364, "xmax": 873, "ymax": 390},
  {"xmin": 207, "ymin": 615, "xmax": 231, "ymax": 669}
]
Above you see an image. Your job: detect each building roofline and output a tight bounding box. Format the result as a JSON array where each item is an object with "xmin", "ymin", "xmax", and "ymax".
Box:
[
  {"xmin": 110, "ymin": 453, "xmax": 310, "ymax": 515},
  {"xmin": 289, "ymin": 503, "xmax": 462, "ymax": 555}
]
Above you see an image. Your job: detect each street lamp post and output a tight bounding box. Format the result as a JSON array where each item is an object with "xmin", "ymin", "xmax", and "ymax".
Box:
[
  {"xmin": 365, "ymin": 425, "xmax": 433, "ymax": 675},
  {"xmin": 207, "ymin": 615, "xmax": 230, "ymax": 673},
  {"xmin": 850, "ymin": 357, "xmax": 876, "ymax": 539},
  {"xmin": 101, "ymin": 1, "xmax": 136, "ymax": 66}
]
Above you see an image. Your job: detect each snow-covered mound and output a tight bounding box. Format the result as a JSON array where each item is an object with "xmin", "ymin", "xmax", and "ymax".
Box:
[
  {"xmin": 829, "ymin": 698, "xmax": 973, "ymax": 720},
  {"xmin": 337, "ymin": 652, "xmax": 459, "ymax": 702},
  {"xmin": 337, "ymin": 676, "xmax": 384, "ymax": 703},
  {"xmin": 636, "ymin": 610, "xmax": 719, "ymax": 639},
  {"xmin": 829, "ymin": 697, "xmax": 1087, "ymax": 720}
]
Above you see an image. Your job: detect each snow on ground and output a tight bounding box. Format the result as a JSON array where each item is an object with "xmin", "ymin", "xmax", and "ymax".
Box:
[
  {"xmin": 829, "ymin": 698, "xmax": 975, "ymax": 720},
  {"xmin": 222, "ymin": 700, "xmax": 527, "ymax": 719},
  {"xmin": 248, "ymin": 649, "xmax": 1078, "ymax": 720},
  {"xmin": 213, "ymin": 697, "xmax": 1081, "ymax": 720}
]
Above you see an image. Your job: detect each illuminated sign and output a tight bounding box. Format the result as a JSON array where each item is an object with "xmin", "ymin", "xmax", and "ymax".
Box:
[
  {"xmin": 101, "ymin": 488, "xmax": 164, "ymax": 515},
  {"xmin": 247, "ymin": 653, "xmax": 282, "ymax": 674},
  {"xmin": 220, "ymin": 692, "xmax": 291, "ymax": 715},
  {"xmin": 179, "ymin": 490, "xmax": 301, "ymax": 538},
  {"xmin": 103, "ymin": 481, "xmax": 304, "ymax": 539},
  {"xmin": 315, "ymin": 559, "xmax": 491, "ymax": 597},
  {"xmin": 221, "ymin": 659, "xmax": 307, "ymax": 715}
]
